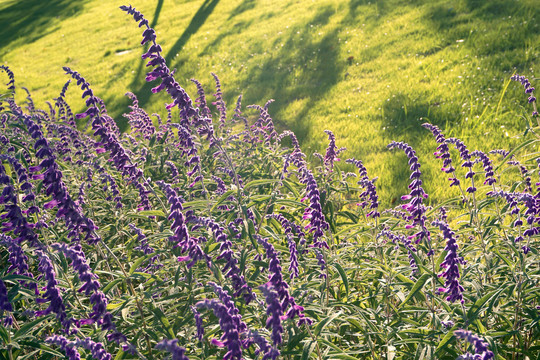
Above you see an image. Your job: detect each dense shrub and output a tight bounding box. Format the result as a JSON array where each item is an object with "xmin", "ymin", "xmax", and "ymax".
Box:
[{"xmin": 0, "ymin": 5, "xmax": 538, "ymax": 360}]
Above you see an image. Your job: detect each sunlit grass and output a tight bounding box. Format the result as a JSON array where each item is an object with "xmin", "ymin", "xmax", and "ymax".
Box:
[{"xmin": 1, "ymin": 0, "xmax": 538, "ymax": 205}]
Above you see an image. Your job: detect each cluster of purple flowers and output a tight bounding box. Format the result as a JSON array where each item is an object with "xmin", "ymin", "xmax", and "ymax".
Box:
[
  {"xmin": 346, "ymin": 158, "xmax": 380, "ymax": 218},
  {"xmin": 322, "ymin": 130, "xmax": 345, "ymax": 172},
  {"xmin": 123, "ymin": 92, "xmax": 156, "ymax": 140},
  {"xmin": 121, "ymin": 5, "xmax": 196, "ymax": 120},
  {"xmin": 196, "ymin": 299, "xmax": 243, "ymax": 360},
  {"xmin": 51, "ymin": 243, "xmax": 126, "ymax": 343},
  {"xmin": 454, "ymin": 329, "xmax": 494, "ymax": 360},
  {"xmin": 471, "ymin": 150, "xmax": 496, "ymax": 186},
  {"xmin": 387, "ymin": 141, "xmax": 430, "ymax": 248},
  {"xmin": 35, "ymin": 250, "xmax": 71, "ymax": 330},
  {"xmin": 432, "ymin": 220, "xmax": 465, "ymax": 303},
  {"xmin": 47, "ymin": 335, "xmax": 114, "ymax": 360},
  {"xmin": 379, "ymin": 229, "xmax": 417, "ymax": 275},
  {"xmin": 257, "ymin": 236, "xmax": 311, "ymax": 326},
  {"xmin": 422, "ymin": 123, "xmax": 460, "ymax": 187},
  {"xmin": 268, "ymin": 213, "xmax": 302, "ymax": 278},
  {"xmin": 446, "ymin": 137, "xmax": 476, "ymax": 194},
  {"xmin": 511, "ymin": 73, "xmax": 538, "ymax": 116},
  {"xmin": 195, "ymin": 216, "xmax": 254, "ymax": 303},
  {"xmin": 155, "ymin": 339, "xmax": 190, "ymax": 360},
  {"xmin": 63, "ymin": 67, "xmax": 150, "ymax": 211}
]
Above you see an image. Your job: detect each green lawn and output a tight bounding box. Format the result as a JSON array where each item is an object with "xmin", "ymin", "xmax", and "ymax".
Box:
[{"xmin": 1, "ymin": 0, "xmax": 539, "ymax": 206}]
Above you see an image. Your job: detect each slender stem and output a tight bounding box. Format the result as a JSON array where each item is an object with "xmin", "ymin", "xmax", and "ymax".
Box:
[{"xmin": 99, "ymin": 242, "xmax": 154, "ymax": 358}]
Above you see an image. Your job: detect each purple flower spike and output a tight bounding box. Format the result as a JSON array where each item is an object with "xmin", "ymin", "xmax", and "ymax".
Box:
[
  {"xmin": 511, "ymin": 73, "xmax": 538, "ymax": 117},
  {"xmin": 0, "ymin": 278, "xmax": 12, "ymax": 314},
  {"xmin": 35, "ymin": 251, "xmax": 71, "ymax": 331},
  {"xmin": 422, "ymin": 123, "xmax": 460, "ymax": 186},
  {"xmin": 192, "ymin": 306, "xmax": 204, "ymax": 342},
  {"xmin": 74, "ymin": 338, "xmax": 112, "ymax": 360},
  {"xmin": 454, "ymin": 329, "xmax": 494, "ymax": 360},
  {"xmin": 121, "ymin": 5, "xmax": 196, "ymax": 119},
  {"xmin": 196, "ymin": 299, "xmax": 243, "ymax": 360},
  {"xmin": 323, "ymin": 130, "xmax": 345, "ymax": 172},
  {"xmin": 432, "ymin": 220, "xmax": 465, "ymax": 303},
  {"xmin": 46, "ymin": 335, "xmax": 81, "ymax": 360},
  {"xmin": 259, "ymin": 284, "xmax": 283, "ymax": 358},
  {"xmin": 257, "ymin": 236, "xmax": 311, "ymax": 326},
  {"xmin": 387, "ymin": 141, "xmax": 430, "ymax": 246},
  {"xmin": 346, "ymin": 158, "xmax": 380, "ymax": 218},
  {"xmin": 471, "ymin": 150, "xmax": 496, "ymax": 186},
  {"xmin": 155, "ymin": 339, "xmax": 190, "ymax": 360}
]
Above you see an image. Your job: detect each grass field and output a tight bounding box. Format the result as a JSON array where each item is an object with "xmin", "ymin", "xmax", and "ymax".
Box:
[{"xmin": 1, "ymin": 0, "xmax": 539, "ymax": 205}]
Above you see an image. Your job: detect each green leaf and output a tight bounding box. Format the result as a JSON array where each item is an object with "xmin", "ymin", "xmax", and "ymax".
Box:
[
  {"xmin": 153, "ymin": 308, "xmax": 175, "ymax": 338},
  {"xmin": 332, "ymin": 263, "xmax": 349, "ymax": 298},
  {"xmin": 244, "ymin": 178, "xmax": 280, "ymax": 189},
  {"xmin": 467, "ymin": 288, "xmax": 504, "ymax": 321},
  {"xmin": 435, "ymin": 327, "xmax": 457, "ymax": 355},
  {"xmin": 314, "ymin": 311, "xmax": 342, "ymax": 336},
  {"xmin": 210, "ymin": 189, "xmax": 236, "ymax": 212},
  {"xmin": 129, "ymin": 253, "xmax": 156, "ymax": 275},
  {"xmin": 14, "ymin": 316, "xmax": 51, "ymax": 340},
  {"xmin": 400, "ymin": 274, "xmax": 430, "ymax": 308},
  {"xmin": 127, "ymin": 210, "xmax": 166, "ymax": 219},
  {"xmin": 102, "ymin": 278, "xmax": 123, "ymax": 294},
  {"xmin": 301, "ymin": 340, "xmax": 317, "ymax": 360}
]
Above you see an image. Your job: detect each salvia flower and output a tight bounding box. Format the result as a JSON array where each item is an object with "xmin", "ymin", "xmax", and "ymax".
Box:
[
  {"xmin": 212, "ymin": 72, "xmax": 227, "ymax": 132},
  {"xmin": 432, "ymin": 220, "xmax": 465, "ymax": 303},
  {"xmin": 74, "ymin": 338, "xmax": 112, "ymax": 360},
  {"xmin": 0, "ymin": 278, "xmax": 12, "ymax": 317},
  {"xmin": 197, "ymin": 217, "xmax": 253, "ymax": 303},
  {"xmin": 511, "ymin": 73, "xmax": 538, "ymax": 117},
  {"xmin": 267, "ymin": 214, "xmax": 302, "ymax": 278},
  {"xmin": 51, "ymin": 243, "xmax": 125, "ymax": 342},
  {"xmin": 454, "ymin": 329, "xmax": 494, "ymax": 360},
  {"xmin": 422, "ymin": 123, "xmax": 460, "ymax": 186},
  {"xmin": 379, "ymin": 229, "xmax": 417, "ymax": 275},
  {"xmin": 196, "ymin": 299, "xmax": 243, "ymax": 360},
  {"xmin": 46, "ymin": 335, "xmax": 81, "ymax": 360},
  {"xmin": 121, "ymin": 5, "xmax": 196, "ymax": 119},
  {"xmin": 323, "ymin": 130, "xmax": 345, "ymax": 172},
  {"xmin": 155, "ymin": 339, "xmax": 190, "ymax": 360},
  {"xmin": 257, "ymin": 236, "xmax": 311, "ymax": 326},
  {"xmin": 35, "ymin": 250, "xmax": 71, "ymax": 331},
  {"xmin": 471, "ymin": 150, "xmax": 496, "ymax": 186},
  {"xmin": 192, "ymin": 306, "xmax": 204, "ymax": 342},
  {"xmin": 446, "ymin": 137, "xmax": 476, "ymax": 194},
  {"xmin": 387, "ymin": 141, "xmax": 430, "ymax": 247},
  {"xmin": 346, "ymin": 158, "xmax": 380, "ymax": 218},
  {"xmin": 259, "ymin": 284, "xmax": 283, "ymax": 358}
]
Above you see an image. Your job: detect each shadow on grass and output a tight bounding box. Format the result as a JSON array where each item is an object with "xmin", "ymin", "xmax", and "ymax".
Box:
[
  {"xmin": 424, "ymin": 0, "xmax": 539, "ymax": 70},
  {"xmin": 0, "ymin": 0, "xmax": 88, "ymax": 49},
  {"xmin": 234, "ymin": 6, "xmax": 343, "ymax": 143}
]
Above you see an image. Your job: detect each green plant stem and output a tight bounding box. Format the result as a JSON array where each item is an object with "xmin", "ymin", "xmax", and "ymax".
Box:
[{"xmin": 99, "ymin": 242, "xmax": 154, "ymax": 358}]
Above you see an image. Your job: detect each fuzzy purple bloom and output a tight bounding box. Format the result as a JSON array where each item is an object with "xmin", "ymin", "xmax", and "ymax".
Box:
[
  {"xmin": 471, "ymin": 150, "xmax": 496, "ymax": 186},
  {"xmin": 387, "ymin": 141, "xmax": 431, "ymax": 248},
  {"xmin": 121, "ymin": 5, "xmax": 196, "ymax": 119},
  {"xmin": 74, "ymin": 337, "xmax": 112, "ymax": 360},
  {"xmin": 511, "ymin": 73, "xmax": 538, "ymax": 117},
  {"xmin": 454, "ymin": 329, "xmax": 494, "ymax": 360},
  {"xmin": 155, "ymin": 339, "xmax": 190, "ymax": 360},
  {"xmin": 259, "ymin": 284, "xmax": 283, "ymax": 357},
  {"xmin": 46, "ymin": 335, "xmax": 81, "ymax": 360},
  {"xmin": 422, "ymin": 123, "xmax": 460, "ymax": 186},
  {"xmin": 346, "ymin": 158, "xmax": 380, "ymax": 218},
  {"xmin": 0, "ymin": 278, "xmax": 12, "ymax": 313},
  {"xmin": 432, "ymin": 220, "xmax": 465, "ymax": 303},
  {"xmin": 35, "ymin": 250, "xmax": 71, "ymax": 330},
  {"xmin": 196, "ymin": 299, "xmax": 243, "ymax": 360}
]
